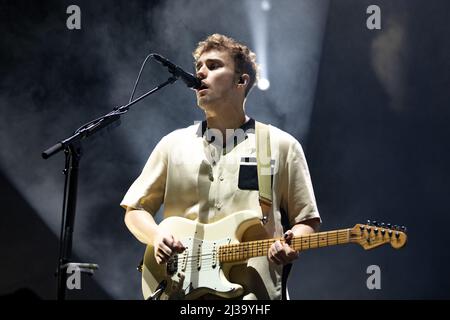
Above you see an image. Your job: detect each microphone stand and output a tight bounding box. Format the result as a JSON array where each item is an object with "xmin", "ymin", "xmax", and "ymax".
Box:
[{"xmin": 43, "ymin": 75, "xmax": 178, "ymax": 300}]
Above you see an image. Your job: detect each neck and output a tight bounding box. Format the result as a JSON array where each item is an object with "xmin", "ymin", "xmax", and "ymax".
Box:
[
  {"xmin": 219, "ymin": 228, "xmax": 353, "ymax": 263},
  {"xmin": 204, "ymin": 103, "xmax": 248, "ymax": 137}
]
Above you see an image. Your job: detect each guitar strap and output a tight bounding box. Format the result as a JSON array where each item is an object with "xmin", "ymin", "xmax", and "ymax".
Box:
[
  {"xmin": 255, "ymin": 121, "xmax": 272, "ymax": 224},
  {"xmin": 256, "ymin": 121, "xmax": 290, "ymax": 300}
]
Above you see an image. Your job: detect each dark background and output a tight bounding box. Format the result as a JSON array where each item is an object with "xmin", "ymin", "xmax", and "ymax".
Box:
[{"xmin": 1, "ymin": 0, "xmax": 449, "ymax": 299}]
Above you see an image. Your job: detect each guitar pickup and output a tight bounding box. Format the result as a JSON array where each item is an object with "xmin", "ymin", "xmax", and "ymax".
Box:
[
  {"xmin": 181, "ymin": 249, "xmax": 188, "ymax": 272},
  {"xmin": 212, "ymin": 242, "xmax": 217, "ymax": 269},
  {"xmin": 197, "ymin": 242, "xmax": 202, "ymax": 270}
]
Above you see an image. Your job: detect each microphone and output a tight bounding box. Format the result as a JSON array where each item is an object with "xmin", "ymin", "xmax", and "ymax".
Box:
[{"xmin": 150, "ymin": 53, "xmax": 202, "ymax": 89}]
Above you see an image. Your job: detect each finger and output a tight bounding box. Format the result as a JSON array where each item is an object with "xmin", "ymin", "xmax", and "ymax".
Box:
[
  {"xmin": 274, "ymin": 240, "xmax": 283, "ymax": 252},
  {"xmin": 270, "ymin": 256, "xmax": 282, "ymax": 265},
  {"xmin": 162, "ymin": 235, "xmax": 183, "ymax": 253},
  {"xmin": 162, "ymin": 235, "xmax": 174, "ymax": 247},
  {"xmin": 287, "ymin": 250, "xmax": 299, "ymax": 261},
  {"xmin": 156, "ymin": 252, "xmax": 168, "ymax": 264},
  {"xmin": 276, "ymin": 246, "xmax": 290, "ymax": 265},
  {"xmin": 283, "ymin": 230, "xmax": 294, "ymax": 244},
  {"xmin": 158, "ymin": 242, "xmax": 173, "ymax": 257},
  {"xmin": 276, "ymin": 254, "xmax": 288, "ymax": 265},
  {"xmin": 273, "ymin": 243, "xmax": 295, "ymax": 265},
  {"xmin": 282, "ymin": 244, "xmax": 299, "ymax": 262},
  {"xmin": 269, "ymin": 244, "xmax": 283, "ymax": 265},
  {"xmin": 268, "ymin": 249, "xmax": 282, "ymax": 265},
  {"xmin": 268, "ymin": 245, "xmax": 275, "ymax": 259},
  {"xmin": 166, "ymin": 236, "xmax": 185, "ymax": 253},
  {"xmin": 285, "ymin": 241, "xmax": 299, "ymax": 256},
  {"xmin": 173, "ymin": 237, "xmax": 185, "ymax": 252}
]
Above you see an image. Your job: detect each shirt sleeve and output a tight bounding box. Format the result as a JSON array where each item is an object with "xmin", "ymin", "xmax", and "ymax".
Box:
[
  {"xmin": 281, "ymin": 140, "xmax": 321, "ymax": 228},
  {"xmin": 120, "ymin": 137, "xmax": 168, "ymax": 216}
]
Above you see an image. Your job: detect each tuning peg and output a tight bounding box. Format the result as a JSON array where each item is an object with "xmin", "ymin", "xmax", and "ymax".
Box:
[
  {"xmin": 380, "ymin": 222, "xmax": 385, "ymax": 227},
  {"xmin": 367, "ymin": 219, "xmax": 372, "ymax": 226},
  {"xmin": 401, "ymin": 226, "xmax": 407, "ymax": 232},
  {"xmin": 373, "ymin": 220, "xmax": 378, "ymax": 226},
  {"xmin": 394, "ymin": 225, "xmax": 399, "ymax": 230},
  {"xmin": 387, "ymin": 223, "xmax": 392, "ymax": 229}
]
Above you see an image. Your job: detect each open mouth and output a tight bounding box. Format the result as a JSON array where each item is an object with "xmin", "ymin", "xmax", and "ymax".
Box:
[{"xmin": 197, "ymin": 82, "xmax": 209, "ymax": 92}]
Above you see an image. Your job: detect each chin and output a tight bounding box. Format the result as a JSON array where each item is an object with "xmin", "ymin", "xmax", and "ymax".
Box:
[{"xmin": 197, "ymin": 97, "xmax": 211, "ymax": 110}]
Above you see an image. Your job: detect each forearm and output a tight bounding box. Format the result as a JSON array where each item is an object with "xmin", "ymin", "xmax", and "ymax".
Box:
[
  {"xmin": 291, "ymin": 218, "xmax": 321, "ymax": 237},
  {"xmin": 124, "ymin": 208, "xmax": 159, "ymax": 245}
]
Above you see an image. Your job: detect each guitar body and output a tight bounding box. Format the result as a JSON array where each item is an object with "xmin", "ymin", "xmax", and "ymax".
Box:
[{"xmin": 141, "ymin": 210, "xmax": 264, "ymax": 300}]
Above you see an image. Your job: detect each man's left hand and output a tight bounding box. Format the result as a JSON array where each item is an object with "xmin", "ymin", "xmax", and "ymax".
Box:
[{"xmin": 268, "ymin": 230, "xmax": 299, "ymax": 265}]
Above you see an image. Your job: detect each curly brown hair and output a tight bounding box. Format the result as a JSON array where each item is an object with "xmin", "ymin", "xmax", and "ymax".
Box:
[{"xmin": 193, "ymin": 34, "xmax": 259, "ymax": 97}]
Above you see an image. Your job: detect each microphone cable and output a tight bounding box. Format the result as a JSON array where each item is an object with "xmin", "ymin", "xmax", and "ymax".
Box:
[
  {"xmin": 72, "ymin": 53, "xmax": 153, "ymax": 135},
  {"xmin": 129, "ymin": 53, "xmax": 153, "ymax": 103}
]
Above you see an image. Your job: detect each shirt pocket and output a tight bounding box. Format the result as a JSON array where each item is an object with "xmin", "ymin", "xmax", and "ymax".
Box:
[{"xmin": 238, "ymin": 157, "xmax": 259, "ymax": 190}]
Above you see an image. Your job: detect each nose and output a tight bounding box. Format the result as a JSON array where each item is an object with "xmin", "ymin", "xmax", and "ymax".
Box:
[{"xmin": 196, "ymin": 65, "xmax": 207, "ymax": 80}]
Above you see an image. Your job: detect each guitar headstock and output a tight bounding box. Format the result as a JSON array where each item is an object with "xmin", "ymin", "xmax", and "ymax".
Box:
[{"xmin": 351, "ymin": 220, "xmax": 407, "ymax": 250}]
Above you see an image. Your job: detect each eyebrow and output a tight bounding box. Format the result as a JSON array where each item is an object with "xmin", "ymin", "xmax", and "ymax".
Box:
[{"xmin": 195, "ymin": 58, "xmax": 223, "ymax": 70}]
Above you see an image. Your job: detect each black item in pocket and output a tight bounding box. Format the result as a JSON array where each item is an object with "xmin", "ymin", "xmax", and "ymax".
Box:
[{"xmin": 238, "ymin": 164, "xmax": 259, "ymax": 190}]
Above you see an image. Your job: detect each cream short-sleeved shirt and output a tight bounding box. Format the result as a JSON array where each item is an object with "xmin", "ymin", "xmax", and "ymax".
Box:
[{"xmin": 121, "ymin": 118, "xmax": 321, "ymax": 300}]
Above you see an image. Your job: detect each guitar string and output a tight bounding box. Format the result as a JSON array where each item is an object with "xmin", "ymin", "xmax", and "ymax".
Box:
[
  {"xmin": 178, "ymin": 236, "xmax": 394, "ymax": 272},
  {"xmin": 176, "ymin": 233, "xmax": 354, "ymax": 263},
  {"xmin": 178, "ymin": 233, "xmax": 400, "ymax": 264},
  {"xmin": 180, "ymin": 233, "xmax": 354, "ymax": 262},
  {"xmin": 178, "ymin": 234, "xmax": 400, "ymax": 272},
  {"xmin": 171, "ymin": 229, "xmax": 401, "ymax": 262},
  {"xmin": 179, "ymin": 233, "xmax": 351, "ymax": 261}
]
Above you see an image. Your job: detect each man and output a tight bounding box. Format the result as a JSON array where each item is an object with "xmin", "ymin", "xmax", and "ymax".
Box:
[{"xmin": 121, "ymin": 34, "xmax": 321, "ymax": 300}]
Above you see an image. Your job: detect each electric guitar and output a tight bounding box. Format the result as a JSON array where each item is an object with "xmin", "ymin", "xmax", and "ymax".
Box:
[{"xmin": 141, "ymin": 210, "xmax": 407, "ymax": 300}]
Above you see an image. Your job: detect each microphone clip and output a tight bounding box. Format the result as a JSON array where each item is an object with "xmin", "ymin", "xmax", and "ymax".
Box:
[{"xmin": 150, "ymin": 53, "xmax": 201, "ymax": 89}]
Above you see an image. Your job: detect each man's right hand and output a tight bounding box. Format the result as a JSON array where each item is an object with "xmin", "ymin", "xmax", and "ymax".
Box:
[{"xmin": 153, "ymin": 230, "xmax": 185, "ymax": 264}]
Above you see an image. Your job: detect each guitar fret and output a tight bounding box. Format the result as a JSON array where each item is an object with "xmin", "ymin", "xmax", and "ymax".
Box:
[
  {"xmin": 293, "ymin": 230, "xmax": 351, "ymax": 251},
  {"xmin": 219, "ymin": 229, "xmax": 353, "ymax": 263}
]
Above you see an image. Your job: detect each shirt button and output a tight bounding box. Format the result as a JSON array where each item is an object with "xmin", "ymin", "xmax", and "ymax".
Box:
[
  {"xmin": 219, "ymin": 176, "xmax": 224, "ymax": 181},
  {"xmin": 215, "ymin": 203, "xmax": 222, "ymax": 210}
]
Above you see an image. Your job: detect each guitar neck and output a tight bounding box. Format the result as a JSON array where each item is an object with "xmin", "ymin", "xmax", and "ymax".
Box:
[{"xmin": 218, "ymin": 229, "xmax": 352, "ymax": 263}]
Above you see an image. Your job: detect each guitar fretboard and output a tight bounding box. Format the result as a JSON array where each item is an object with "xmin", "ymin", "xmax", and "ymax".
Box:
[{"xmin": 218, "ymin": 229, "xmax": 352, "ymax": 263}]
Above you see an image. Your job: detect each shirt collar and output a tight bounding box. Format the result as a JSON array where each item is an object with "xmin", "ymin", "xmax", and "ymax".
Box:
[
  {"xmin": 197, "ymin": 118, "xmax": 255, "ymax": 138},
  {"xmin": 196, "ymin": 118, "xmax": 255, "ymax": 151}
]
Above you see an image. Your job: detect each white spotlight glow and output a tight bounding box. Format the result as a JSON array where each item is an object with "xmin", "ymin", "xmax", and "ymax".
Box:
[
  {"xmin": 258, "ymin": 78, "xmax": 270, "ymax": 90},
  {"xmin": 261, "ymin": 0, "xmax": 271, "ymax": 11}
]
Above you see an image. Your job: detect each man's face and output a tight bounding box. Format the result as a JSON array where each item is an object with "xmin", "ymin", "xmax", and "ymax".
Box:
[{"xmin": 194, "ymin": 49, "xmax": 238, "ymax": 109}]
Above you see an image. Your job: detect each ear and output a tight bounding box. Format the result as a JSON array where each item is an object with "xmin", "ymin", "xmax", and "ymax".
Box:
[{"xmin": 237, "ymin": 74, "xmax": 250, "ymax": 87}]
